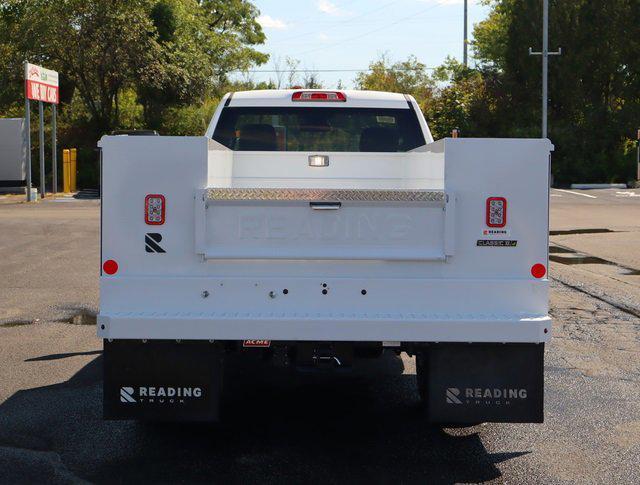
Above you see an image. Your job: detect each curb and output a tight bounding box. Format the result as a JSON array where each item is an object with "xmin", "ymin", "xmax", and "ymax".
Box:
[{"xmin": 570, "ymin": 183, "xmax": 627, "ymax": 190}]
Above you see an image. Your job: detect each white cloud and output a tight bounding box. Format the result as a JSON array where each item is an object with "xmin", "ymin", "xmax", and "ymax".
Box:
[
  {"xmin": 257, "ymin": 14, "xmax": 288, "ymax": 30},
  {"xmin": 318, "ymin": 33, "xmax": 330, "ymax": 42},
  {"xmin": 317, "ymin": 0, "xmax": 349, "ymax": 16}
]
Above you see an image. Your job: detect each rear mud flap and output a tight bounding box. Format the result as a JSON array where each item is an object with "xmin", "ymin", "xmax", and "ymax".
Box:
[
  {"xmin": 104, "ymin": 340, "xmax": 223, "ymax": 422},
  {"xmin": 427, "ymin": 343, "xmax": 544, "ymax": 424}
]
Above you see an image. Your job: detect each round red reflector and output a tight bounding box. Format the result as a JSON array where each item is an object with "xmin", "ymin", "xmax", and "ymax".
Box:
[
  {"xmin": 531, "ymin": 263, "xmax": 546, "ymax": 279},
  {"xmin": 103, "ymin": 259, "xmax": 118, "ymax": 275}
]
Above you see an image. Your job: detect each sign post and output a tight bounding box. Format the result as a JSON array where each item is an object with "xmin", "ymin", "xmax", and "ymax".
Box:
[
  {"xmin": 39, "ymin": 101, "xmax": 45, "ymax": 197},
  {"xmin": 24, "ymin": 63, "xmax": 32, "ymax": 201},
  {"xmin": 52, "ymin": 104, "xmax": 57, "ymax": 194},
  {"xmin": 24, "ymin": 62, "xmax": 59, "ymax": 201}
]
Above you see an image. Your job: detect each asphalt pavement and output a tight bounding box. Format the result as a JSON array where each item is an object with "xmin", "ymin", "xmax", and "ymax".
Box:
[{"xmin": 0, "ymin": 189, "xmax": 638, "ymax": 484}]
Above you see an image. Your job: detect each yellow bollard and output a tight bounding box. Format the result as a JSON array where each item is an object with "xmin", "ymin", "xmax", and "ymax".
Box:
[
  {"xmin": 62, "ymin": 148, "xmax": 78, "ymax": 193},
  {"xmin": 63, "ymin": 149, "xmax": 71, "ymax": 193},
  {"xmin": 70, "ymin": 148, "xmax": 77, "ymax": 192}
]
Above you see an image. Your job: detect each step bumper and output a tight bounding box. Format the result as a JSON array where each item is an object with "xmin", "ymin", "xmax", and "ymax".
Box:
[{"xmin": 98, "ymin": 312, "xmax": 551, "ymax": 343}]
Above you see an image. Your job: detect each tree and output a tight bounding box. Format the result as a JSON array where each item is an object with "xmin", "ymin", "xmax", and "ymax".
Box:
[
  {"xmin": 0, "ymin": 0, "xmax": 162, "ymax": 132},
  {"xmin": 355, "ymin": 55, "xmax": 496, "ymax": 140},
  {"xmin": 271, "ymin": 55, "xmax": 285, "ymax": 89},
  {"xmin": 0, "ymin": 0, "xmax": 268, "ymax": 189},
  {"xmin": 425, "ymin": 57, "xmax": 495, "ymax": 140},
  {"xmin": 139, "ymin": 0, "xmax": 268, "ymax": 127},
  {"xmin": 355, "ymin": 54, "xmax": 435, "ymax": 103},
  {"xmin": 285, "ymin": 57, "xmax": 300, "ymax": 88},
  {"xmin": 473, "ymin": 0, "xmax": 640, "ymax": 183},
  {"xmin": 0, "ymin": 0, "xmax": 268, "ymax": 134},
  {"xmin": 301, "ymin": 70, "xmax": 323, "ymax": 89}
]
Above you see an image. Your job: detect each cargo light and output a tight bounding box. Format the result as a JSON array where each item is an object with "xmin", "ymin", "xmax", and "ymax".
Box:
[
  {"xmin": 292, "ymin": 91, "xmax": 346, "ymax": 102},
  {"xmin": 486, "ymin": 197, "xmax": 507, "ymax": 228},
  {"xmin": 145, "ymin": 194, "xmax": 165, "ymax": 225},
  {"xmin": 103, "ymin": 259, "xmax": 119, "ymax": 275}
]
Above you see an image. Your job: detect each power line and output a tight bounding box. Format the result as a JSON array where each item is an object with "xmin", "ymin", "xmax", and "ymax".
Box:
[
  {"xmin": 230, "ymin": 67, "xmax": 437, "ymax": 74},
  {"xmin": 268, "ymin": 0, "xmax": 404, "ymax": 45},
  {"xmin": 293, "ymin": 3, "xmax": 442, "ymax": 57}
]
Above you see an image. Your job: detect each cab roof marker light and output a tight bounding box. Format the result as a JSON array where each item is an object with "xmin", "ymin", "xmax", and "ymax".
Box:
[{"xmin": 292, "ymin": 91, "xmax": 347, "ymax": 102}]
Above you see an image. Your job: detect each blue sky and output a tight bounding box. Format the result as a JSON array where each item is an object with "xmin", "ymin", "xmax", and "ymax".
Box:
[{"xmin": 240, "ymin": 0, "xmax": 491, "ymax": 88}]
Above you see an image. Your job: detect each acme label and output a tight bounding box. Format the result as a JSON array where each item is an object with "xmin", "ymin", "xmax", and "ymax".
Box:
[{"xmin": 243, "ymin": 340, "xmax": 271, "ymax": 348}]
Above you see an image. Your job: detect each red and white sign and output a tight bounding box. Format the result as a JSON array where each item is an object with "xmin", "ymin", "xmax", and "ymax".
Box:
[{"xmin": 25, "ymin": 63, "xmax": 59, "ymax": 104}]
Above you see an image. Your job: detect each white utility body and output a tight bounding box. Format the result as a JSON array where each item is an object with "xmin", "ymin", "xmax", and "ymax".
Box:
[{"xmin": 99, "ymin": 90, "xmax": 552, "ymax": 423}]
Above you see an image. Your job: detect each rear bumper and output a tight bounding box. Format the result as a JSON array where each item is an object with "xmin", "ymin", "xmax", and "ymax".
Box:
[
  {"xmin": 99, "ymin": 276, "xmax": 550, "ymax": 343},
  {"xmin": 98, "ymin": 313, "xmax": 551, "ymax": 343}
]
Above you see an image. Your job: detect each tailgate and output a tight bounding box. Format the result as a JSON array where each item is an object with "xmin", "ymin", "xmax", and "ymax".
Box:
[{"xmin": 195, "ymin": 187, "xmax": 455, "ymax": 261}]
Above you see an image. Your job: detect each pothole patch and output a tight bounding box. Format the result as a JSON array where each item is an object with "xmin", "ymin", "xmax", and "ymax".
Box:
[
  {"xmin": 0, "ymin": 319, "xmax": 38, "ymax": 327},
  {"xmin": 66, "ymin": 311, "xmax": 97, "ymax": 326}
]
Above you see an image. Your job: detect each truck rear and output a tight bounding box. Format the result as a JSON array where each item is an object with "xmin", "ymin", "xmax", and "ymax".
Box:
[{"xmin": 98, "ymin": 89, "xmax": 552, "ymax": 423}]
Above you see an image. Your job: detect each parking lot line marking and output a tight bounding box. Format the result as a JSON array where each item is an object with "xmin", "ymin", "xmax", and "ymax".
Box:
[{"xmin": 553, "ymin": 189, "xmax": 597, "ymax": 199}]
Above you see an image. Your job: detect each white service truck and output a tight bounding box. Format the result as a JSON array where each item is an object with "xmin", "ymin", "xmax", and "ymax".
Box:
[{"xmin": 98, "ymin": 89, "xmax": 552, "ymax": 423}]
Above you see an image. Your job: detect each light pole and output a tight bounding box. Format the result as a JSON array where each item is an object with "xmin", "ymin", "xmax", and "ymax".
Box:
[
  {"xmin": 636, "ymin": 129, "xmax": 640, "ymax": 183},
  {"xmin": 529, "ymin": 0, "xmax": 561, "ymax": 139},
  {"xmin": 463, "ymin": 0, "xmax": 468, "ymax": 66}
]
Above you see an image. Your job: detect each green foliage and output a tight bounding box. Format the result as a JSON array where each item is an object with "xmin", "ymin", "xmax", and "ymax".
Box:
[
  {"xmin": 423, "ymin": 57, "xmax": 488, "ymax": 139},
  {"xmin": 160, "ymin": 96, "xmax": 220, "ymax": 135},
  {"xmin": 152, "ymin": 1, "xmax": 178, "ymax": 43},
  {"xmin": 2, "ymin": 0, "xmax": 639, "ymax": 188},
  {"xmin": 0, "ymin": 0, "xmax": 268, "ymax": 188},
  {"xmin": 355, "ymin": 54, "xmax": 435, "ymax": 103},
  {"xmin": 354, "ymin": 55, "xmax": 493, "ymax": 140},
  {"xmin": 139, "ymin": 0, "xmax": 268, "ymax": 128},
  {"xmin": 472, "ymin": 0, "xmax": 640, "ymax": 184},
  {"xmin": 356, "ymin": 3, "xmax": 639, "ymax": 184},
  {"xmin": 1, "ymin": 0, "xmax": 164, "ymax": 131}
]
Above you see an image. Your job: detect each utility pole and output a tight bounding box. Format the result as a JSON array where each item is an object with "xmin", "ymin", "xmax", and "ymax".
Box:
[
  {"xmin": 463, "ymin": 0, "xmax": 468, "ymax": 66},
  {"xmin": 529, "ymin": 0, "xmax": 561, "ymax": 139},
  {"xmin": 636, "ymin": 129, "xmax": 640, "ymax": 183}
]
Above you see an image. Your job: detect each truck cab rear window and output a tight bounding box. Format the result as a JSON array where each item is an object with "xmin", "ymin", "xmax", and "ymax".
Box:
[{"xmin": 212, "ymin": 107, "xmax": 426, "ymax": 152}]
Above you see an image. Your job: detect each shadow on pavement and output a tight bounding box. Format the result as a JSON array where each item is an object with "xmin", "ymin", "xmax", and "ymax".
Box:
[
  {"xmin": 25, "ymin": 350, "xmax": 103, "ymax": 362},
  {"xmin": 0, "ymin": 351, "xmax": 527, "ymax": 484}
]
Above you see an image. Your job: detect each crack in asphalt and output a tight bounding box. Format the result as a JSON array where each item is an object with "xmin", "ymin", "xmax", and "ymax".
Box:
[{"xmin": 551, "ymin": 275, "xmax": 640, "ymax": 320}]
